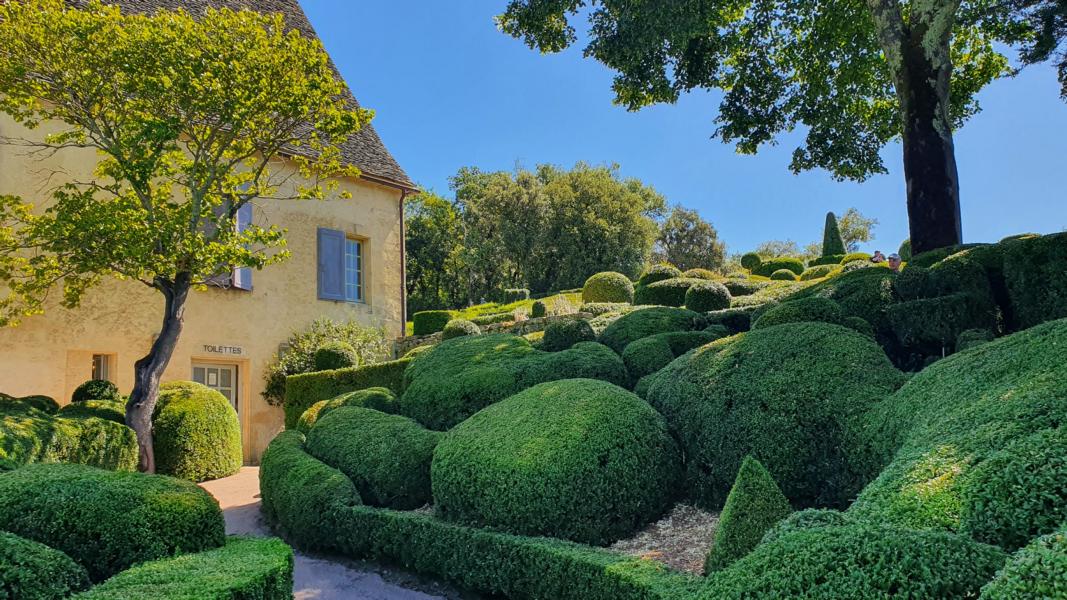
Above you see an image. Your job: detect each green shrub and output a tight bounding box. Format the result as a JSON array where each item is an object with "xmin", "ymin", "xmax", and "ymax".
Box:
[
  {"xmin": 702, "ymin": 524, "xmax": 1007, "ymax": 599},
  {"xmin": 412, "ymin": 310, "xmax": 454, "ymax": 335},
  {"xmin": 704, "ymin": 456, "xmax": 792, "ymax": 573},
  {"xmin": 531, "ymin": 300, "xmax": 547, "ymax": 317},
  {"xmin": 598, "ymin": 306, "xmax": 706, "ymax": 354},
  {"xmin": 1002, "ymin": 231, "xmax": 1067, "ymax": 330},
  {"xmin": 312, "ymin": 340, "xmax": 358, "ymax": 371},
  {"xmin": 646, "ymin": 322, "xmax": 906, "ymax": 509},
  {"xmin": 0, "ymin": 408, "xmax": 137, "ymax": 471},
  {"xmin": 682, "ymin": 268, "xmax": 717, "ymax": 280},
  {"xmin": 684, "ymin": 280, "xmax": 731, "ymax": 312},
  {"xmin": 582, "ymin": 271, "xmax": 635, "ymax": 303},
  {"xmin": 0, "ymin": 463, "xmax": 224, "ymax": 582},
  {"xmin": 852, "ymin": 319, "xmax": 1067, "ymax": 549},
  {"xmin": 839, "ymin": 251, "xmax": 872, "ymax": 264},
  {"xmin": 740, "ymin": 252, "xmax": 761, "ymax": 271},
  {"xmin": 295, "ymin": 387, "xmax": 398, "ymax": 433},
  {"xmin": 400, "ymin": 334, "xmax": 627, "ymax": 430},
  {"xmin": 542, "ymin": 319, "xmax": 596, "ymax": 351},
  {"xmin": 898, "ymin": 238, "xmax": 912, "ymax": 261},
  {"xmin": 259, "ymin": 431, "xmax": 362, "ymax": 551},
  {"xmin": 73, "ymin": 537, "xmax": 293, "ymax": 600},
  {"xmin": 957, "ymin": 328, "xmax": 995, "ymax": 351},
  {"xmin": 752, "ymin": 296, "xmax": 844, "ymax": 330},
  {"xmin": 59, "ymin": 400, "xmax": 125, "ymax": 424},
  {"xmin": 152, "ymin": 381, "xmax": 241, "ymax": 482},
  {"xmin": 808, "ymin": 254, "xmax": 846, "ymax": 267},
  {"xmin": 72, "ymin": 380, "xmax": 120, "ymax": 404},
  {"xmin": 704, "ymin": 307, "xmax": 756, "ymax": 333},
  {"xmin": 753, "ymin": 257, "xmax": 805, "ymax": 277},
  {"xmin": 306, "ymin": 407, "xmax": 441, "ymax": 510},
  {"xmin": 909, "ymin": 243, "xmax": 986, "ymax": 268},
  {"xmin": 621, "ymin": 330, "xmax": 727, "ymax": 383},
  {"xmin": 0, "ymin": 530, "xmax": 90, "ymax": 599},
  {"xmin": 503, "ymin": 288, "xmax": 530, "ymax": 303},
  {"xmin": 634, "ymin": 277, "xmax": 703, "ymax": 306},
  {"xmin": 785, "ymin": 267, "xmax": 897, "ymax": 336},
  {"xmin": 0, "ymin": 394, "xmax": 59, "ymax": 413},
  {"xmin": 821, "ymin": 212, "xmax": 846, "ymax": 257},
  {"xmin": 432, "ymin": 379, "xmax": 680, "ymax": 545},
  {"xmin": 843, "ymin": 315, "xmax": 876, "ymax": 337},
  {"xmin": 470, "ymin": 312, "xmax": 515, "ymax": 326},
  {"xmin": 579, "ymin": 302, "xmax": 629, "ymax": 316},
  {"xmin": 637, "ymin": 264, "xmax": 682, "ymax": 286},
  {"xmin": 283, "ymin": 357, "xmax": 411, "ymax": 428},
  {"xmin": 799, "ymin": 264, "xmax": 837, "ymax": 280},
  {"xmin": 441, "ymin": 318, "xmax": 481, "ymax": 340},
  {"xmin": 759, "ymin": 509, "xmax": 852, "ymax": 545},
  {"xmin": 723, "ymin": 278, "xmax": 769, "ymax": 297},
  {"xmin": 769, "ymin": 268, "xmax": 798, "ymax": 281},
  {"xmin": 887, "ymin": 293, "xmax": 993, "ymax": 353},
  {"xmin": 979, "ymin": 528, "xmax": 1067, "ymax": 599}
]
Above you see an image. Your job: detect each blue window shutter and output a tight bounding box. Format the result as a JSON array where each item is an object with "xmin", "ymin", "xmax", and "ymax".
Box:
[
  {"xmin": 205, "ymin": 201, "xmax": 233, "ymax": 287},
  {"xmin": 233, "ymin": 203, "xmax": 253, "ymax": 291},
  {"xmin": 317, "ymin": 228, "xmax": 345, "ymax": 301}
]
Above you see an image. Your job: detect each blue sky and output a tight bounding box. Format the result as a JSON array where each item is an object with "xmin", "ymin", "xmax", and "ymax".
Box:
[{"xmin": 303, "ymin": 1, "xmax": 1067, "ymax": 255}]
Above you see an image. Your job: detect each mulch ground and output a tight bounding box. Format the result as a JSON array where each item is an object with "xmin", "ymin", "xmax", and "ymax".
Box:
[{"xmin": 610, "ymin": 504, "xmax": 719, "ymax": 575}]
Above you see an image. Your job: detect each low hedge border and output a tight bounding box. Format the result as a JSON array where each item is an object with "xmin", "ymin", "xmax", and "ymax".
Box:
[
  {"xmin": 0, "ymin": 530, "xmax": 90, "ymax": 599},
  {"xmin": 0, "ymin": 408, "xmax": 137, "ymax": 471},
  {"xmin": 284, "ymin": 358, "xmax": 411, "ymax": 428}
]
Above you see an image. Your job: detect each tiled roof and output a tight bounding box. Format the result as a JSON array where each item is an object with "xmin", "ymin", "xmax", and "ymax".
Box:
[{"xmin": 71, "ymin": 0, "xmax": 416, "ymax": 191}]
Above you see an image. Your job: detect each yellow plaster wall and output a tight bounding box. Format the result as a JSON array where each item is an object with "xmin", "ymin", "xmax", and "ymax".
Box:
[{"xmin": 0, "ymin": 113, "xmax": 405, "ymax": 463}]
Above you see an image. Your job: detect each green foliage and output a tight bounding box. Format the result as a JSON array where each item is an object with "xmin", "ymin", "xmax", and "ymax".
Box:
[
  {"xmin": 312, "ymin": 341, "xmax": 358, "ymax": 372},
  {"xmin": 844, "ymin": 315, "xmax": 876, "ymax": 338},
  {"xmin": 621, "ymin": 330, "xmax": 727, "ymax": 383},
  {"xmin": 580, "ymin": 302, "xmax": 630, "ymax": 316},
  {"xmin": 152, "ymin": 381, "xmax": 241, "ymax": 483},
  {"xmin": 752, "ymin": 296, "xmax": 844, "ymax": 330},
  {"xmin": 722, "ymin": 278, "xmax": 769, "ymax": 297},
  {"xmin": 1002, "ymin": 231, "xmax": 1067, "ymax": 330},
  {"xmin": 957, "ymin": 328, "xmax": 995, "ymax": 351},
  {"xmin": 753, "ymin": 257, "xmax": 805, "ymax": 277},
  {"xmin": 740, "ymin": 253, "xmax": 761, "ymax": 271},
  {"xmin": 72, "ymin": 537, "xmax": 293, "ymax": 600},
  {"xmin": 769, "ymin": 268, "xmax": 798, "ymax": 281},
  {"xmin": 405, "ymin": 192, "xmax": 467, "ymax": 315},
  {"xmin": 760, "ymin": 509, "xmax": 852, "ymax": 545},
  {"xmin": 852, "ymin": 319, "xmax": 1067, "ymax": 549},
  {"xmin": 0, "ymin": 407, "xmax": 137, "ymax": 471},
  {"xmin": 432, "ymin": 379, "xmax": 681, "ymax": 545},
  {"xmin": 306, "ymin": 407, "xmax": 440, "ymax": 510},
  {"xmin": 0, "ymin": 463, "xmax": 224, "ymax": 582},
  {"xmin": 531, "ymin": 300, "xmax": 547, "ymax": 317},
  {"xmin": 702, "ymin": 524, "xmax": 1007, "ymax": 598},
  {"xmin": 704, "ymin": 457, "xmax": 792, "ymax": 573},
  {"xmin": 263, "ymin": 318, "xmax": 390, "ymax": 406},
  {"xmin": 837, "ymin": 208, "xmax": 878, "ymax": 252},
  {"xmin": 786, "ymin": 267, "xmax": 897, "ymax": 337},
  {"xmin": 598, "ymin": 306, "xmax": 706, "ymax": 354},
  {"xmin": 980, "ymin": 528, "xmax": 1067, "ymax": 599},
  {"xmin": 0, "ymin": 530, "xmax": 90, "ymax": 599},
  {"xmin": 0, "ymin": 394, "xmax": 59, "ymax": 414},
  {"xmin": 647, "ymin": 322, "xmax": 906, "ymax": 509},
  {"xmin": 637, "ymin": 264, "xmax": 682, "ymax": 286},
  {"xmin": 899, "ymin": 239, "xmax": 913, "ymax": 261},
  {"xmin": 58, "ymin": 400, "xmax": 125, "ymax": 424},
  {"xmin": 582, "ymin": 271, "xmax": 635, "ymax": 303},
  {"xmin": 542, "ymin": 319, "xmax": 596, "ymax": 351},
  {"xmin": 401, "ymin": 334, "xmax": 627, "ymax": 430},
  {"xmin": 652, "ymin": 206, "xmax": 726, "ymax": 272},
  {"xmin": 684, "ymin": 280, "xmax": 731, "ymax": 312},
  {"xmin": 470, "ymin": 312, "xmax": 516, "ymax": 326},
  {"xmin": 800, "ymin": 264, "xmax": 838, "ymax": 280},
  {"xmin": 441, "ymin": 319, "xmax": 481, "ymax": 340},
  {"xmin": 887, "ymin": 293, "xmax": 993, "ymax": 354},
  {"xmin": 808, "ymin": 254, "xmax": 846, "ymax": 267},
  {"xmin": 840, "ymin": 251, "xmax": 872, "ymax": 264},
  {"xmin": 72, "ymin": 380, "xmax": 120, "ymax": 404},
  {"xmin": 503, "ymin": 288, "xmax": 531, "ymax": 303},
  {"xmin": 283, "ymin": 357, "xmax": 411, "ymax": 428},
  {"xmin": 704, "ymin": 307, "xmax": 757, "ymax": 333},
  {"xmin": 683, "ymin": 268, "xmax": 717, "ymax": 280},
  {"xmin": 821, "ymin": 212, "xmax": 846, "ymax": 256},
  {"xmin": 295, "ymin": 387, "xmax": 398, "ymax": 433},
  {"xmin": 413, "ymin": 310, "xmax": 455, "ymax": 336},
  {"xmin": 635, "ymin": 277, "xmax": 703, "ymax": 306}
]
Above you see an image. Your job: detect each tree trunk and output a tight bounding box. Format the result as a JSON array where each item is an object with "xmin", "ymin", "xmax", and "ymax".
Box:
[
  {"xmin": 897, "ymin": 24, "xmax": 963, "ymax": 255},
  {"xmin": 126, "ymin": 272, "xmax": 192, "ymax": 473}
]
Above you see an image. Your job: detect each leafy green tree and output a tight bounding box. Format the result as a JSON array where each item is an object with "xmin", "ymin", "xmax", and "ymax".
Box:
[
  {"xmin": 0, "ymin": 0, "xmax": 367, "ymax": 471},
  {"xmin": 497, "ymin": 0, "xmax": 1048, "ymax": 254},
  {"xmin": 405, "ymin": 191, "xmax": 466, "ymax": 314},
  {"xmin": 754, "ymin": 240, "xmax": 802, "ymax": 259},
  {"xmin": 822, "ymin": 212, "xmax": 847, "ymax": 256},
  {"xmin": 839, "ymin": 207, "xmax": 880, "ymax": 252},
  {"xmin": 653, "ymin": 206, "xmax": 727, "ymax": 271},
  {"xmin": 1013, "ymin": 0, "xmax": 1067, "ymax": 98}
]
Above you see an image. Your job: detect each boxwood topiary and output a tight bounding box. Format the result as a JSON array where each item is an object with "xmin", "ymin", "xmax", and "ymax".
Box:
[
  {"xmin": 0, "ymin": 530, "xmax": 90, "ymax": 599},
  {"xmin": 752, "ymin": 296, "xmax": 844, "ymax": 330},
  {"xmin": 530, "ymin": 300, "xmax": 547, "ymax": 318},
  {"xmin": 769, "ymin": 268, "xmax": 798, "ymax": 281},
  {"xmin": 0, "ymin": 463, "xmax": 225, "ymax": 582},
  {"xmin": 1, "ymin": 394, "xmax": 60, "ymax": 414},
  {"xmin": 441, "ymin": 319, "xmax": 481, "ymax": 341},
  {"xmin": 312, "ymin": 341, "xmax": 358, "ymax": 371},
  {"xmin": 597, "ymin": 306, "xmax": 706, "ymax": 354},
  {"xmin": 295, "ymin": 387, "xmax": 398, "ymax": 433},
  {"xmin": 502, "ymin": 288, "xmax": 530, "ymax": 303},
  {"xmin": 152, "ymin": 381, "xmax": 241, "ymax": 483},
  {"xmin": 59, "ymin": 399, "xmax": 126, "ymax": 424},
  {"xmin": 759, "ymin": 509, "xmax": 852, "ymax": 545},
  {"xmin": 637, "ymin": 264, "xmax": 682, "ymax": 287},
  {"xmin": 282, "ymin": 357, "xmax": 412, "ymax": 428},
  {"xmin": 722, "ymin": 278, "xmax": 769, "ymax": 297},
  {"xmin": 646, "ymin": 322, "xmax": 906, "ymax": 509},
  {"xmin": 839, "ymin": 252, "xmax": 872, "ymax": 264},
  {"xmin": 705, "ymin": 307, "xmax": 757, "ymax": 333},
  {"xmin": 808, "ymin": 254, "xmax": 846, "ymax": 267},
  {"xmin": 1002, "ymin": 231, "xmax": 1067, "ymax": 330},
  {"xmin": 740, "ymin": 252, "xmax": 761, "ymax": 271},
  {"xmin": 979, "ymin": 527, "xmax": 1067, "ymax": 599},
  {"xmin": 306, "ymin": 407, "xmax": 441, "ymax": 509},
  {"xmin": 542, "ymin": 319, "xmax": 596, "ymax": 351},
  {"xmin": 412, "ymin": 310, "xmax": 454, "ymax": 336},
  {"xmin": 579, "ymin": 301, "xmax": 629, "ymax": 316},
  {"xmin": 784, "ymin": 267, "xmax": 897, "ymax": 337},
  {"xmin": 634, "ymin": 277, "xmax": 703, "ymax": 306},
  {"xmin": 72, "ymin": 380, "xmax": 120, "ymax": 404},
  {"xmin": 431, "ymin": 379, "xmax": 681, "ymax": 545},
  {"xmin": 682, "ymin": 268, "xmax": 717, "ymax": 280},
  {"xmin": 898, "ymin": 238, "xmax": 912, "ymax": 261},
  {"xmin": 704, "ymin": 456, "xmax": 792, "ymax": 573},
  {"xmin": 0, "ymin": 408, "xmax": 138, "ymax": 471},
  {"xmin": 582, "ymin": 271, "xmax": 635, "ymax": 303},
  {"xmin": 684, "ymin": 280, "xmax": 731, "ymax": 312},
  {"xmin": 621, "ymin": 330, "xmax": 728, "ymax": 383},
  {"xmin": 800, "ymin": 264, "xmax": 838, "ymax": 280},
  {"xmin": 957, "ymin": 328, "xmax": 995, "ymax": 351},
  {"xmin": 753, "ymin": 257, "xmax": 805, "ymax": 277}
]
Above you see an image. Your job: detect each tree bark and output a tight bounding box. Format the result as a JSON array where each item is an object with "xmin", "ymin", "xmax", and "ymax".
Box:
[{"xmin": 126, "ymin": 272, "xmax": 192, "ymax": 473}]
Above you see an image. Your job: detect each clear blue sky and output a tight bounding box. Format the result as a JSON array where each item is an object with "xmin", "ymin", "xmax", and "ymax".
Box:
[{"xmin": 303, "ymin": 1, "xmax": 1067, "ymax": 255}]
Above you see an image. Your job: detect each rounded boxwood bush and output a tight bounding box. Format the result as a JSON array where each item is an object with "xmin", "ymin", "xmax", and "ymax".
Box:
[
  {"xmin": 980, "ymin": 528, "xmax": 1067, "ymax": 599},
  {"xmin": 441, "ymin": 319, "xmax": 481, "ymax": 341},
  {"xmin": 800, "ymin": 264, "xmax": 838, "ymax": 280},
  {"xmin": 72, "ymin": 380, "xmax": 120, "ymax": 404},
  {"xmin": 752, "ymin": 296, "xmax": 844, "ymax": 330},
  {"xmin": 621, "ymin": 329, "xmax": 728, "ymax": 382},
  {"xmin": 957, "ymin": 328, "xmax": 995, "ymax": 351},
  {"xmin": 582, "ymin": 271, "xmax": 635, "ymax": 303},
  {"xmin": 542, "ymin": 319, "xmax": 596, "ymax": 351},
  {"xmin": 0, "ymin": 463, "xmax": 225, "ymax": 582},
  {"xmin": 683, "ymin": 268, "xmax": 717, "ymax": 280},
  {"xmin": 153, "ymin": 381, "xmax": 241, "ymax": 482},
  {"xmin": 637, "ymin": 264, "xmax": 682, "ymax": 287},
  {"xmin": 597, "ymin": 306, "xmax": 706, "ymax": 354},
  {"xmin": 295, "ymin": 387, "xmax": 398, "ymax": 433},
  {"xmin": 530, "ymin": 300, "xmax": 547, "ymax": 318},
  {"xmin": 312, "ymin": 341, "xmax": 358, "ymax": 371},
  {"xmin": 0, "ymin": 530, "xmax": 90, "ymax": 599},
  {"xmin": 412, "ymin": 310, "xmax": 453, "ymax": 336},
  {"xmin": 432, "ymin": 379, "xmax": 681, "ymax": 545},
  {"xmin": 59, "ymin": 399, "xmax": 126, "ymax": 424},
  {"xmin": 839, "ymin": 251, "xmax": 872, "ymax": 264},
  {"xmin": 723, "ymin": 278, "xmax": 769, "ymax": 297},
  {"xmin": 740, "ymin": 252, "xmax": 762, "ymax": 271},
  {"xmin": 1, "ymin": 394, "xmax": 60, "ymax": 414},
  {"xmin": 646, "ymin": 322, "xmax": 906, "ymax": 509},
  {"xmin": 702, "ymin": 524, "xmax": 1007, "ymax": 599},
  {"xmin": 809, "ymin": 254, "xmax": 846, "ymax": 267},
  {"xmin": 769, "ymin": 268, "xmax": 798, "ymax": 281},
  {"xmin": 899, "ymin": 238, "xmax": 912, "ymax": 261},
  {"xmin": 306, "ymin": 406, "xmax": 441, "ymax": 509},
  {"xmin": 634, "ymin": 277, "xmax": 702, "ymax": 306},
  {"xmin": 753, "ymin": 257, "xmax": 805, "ymax": 277},
  {"xmin": 760, "ymin": 508, "xmax": 852, "ymax": 545},
  {"xmin": 685, "ymin": 280, "xmax": 731, "ymax": 312}
]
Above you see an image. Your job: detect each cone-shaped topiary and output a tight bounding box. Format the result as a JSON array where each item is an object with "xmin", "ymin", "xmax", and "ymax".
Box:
[
  {"xmin": 822, "ymin": 212, "xmax": 846, "ymax": 256},
  {"xmin": 312, "ymin": 341, "xmax": 358, "ymax": 371},
  {"xmin": 705, "ymin": 456, "xmax": 792, "ymax": 573},
  {"xmin": 153, "ymin": 381, "xmax": 242, "ymax": 482},
  {"xmin": 582, "ymin": 271, "xmax": 635, "ymax": 303}
]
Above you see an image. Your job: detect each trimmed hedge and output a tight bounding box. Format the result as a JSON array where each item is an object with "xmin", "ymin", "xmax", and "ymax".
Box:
[
  {"xmin": 0, "ymin": 408, "xmax": 137, "ymax": 471},
  {"xmin": 704, "ymin": 456, "xmax": 792, "ymax": 573},
  {"xmin": 73, "ymin": 537, "xmax": 293, "ymax": 600},
  {"xmin": 582, "ymin": 271, "xmax": 635, "ymax": 303},
  {"xmin": 637, "ymin": 264, "xmax": 682, "ymax": 286},
  {"xmin": 0, "ymin": 463, "xmax": 225, "ymax": 582},
  {"xmin": 531, "ymin": 300, "xmax": 547, "ymax": 317},
  {"xmin": 72, "ymin": 380, "xmax": 120, "ymax": 404},
  {"xmin": 284, "ymin": 357, "xmax": 411, "ymax": 428},
  {"xmin": 822, "ymin": 212, "xmax": 846, "ymax": 256},
  {"xmin": 58, "ymin": 400, "xmax": 125, "ymax": 424},
  {"xmin": 1002, "ymin": 231, "xmax": 1067, "ymax": 329},
  {"xmin": 579, "ymin": 302, "xmax": 629, "ymax": 316},
  {"xmin": 722, "ymin": 278, "xmax": 769, "ymax": 297},
  {"xmin": 312, "ymin": 341, "xmax": 358, "ymax": 371},
  {"xmin": 400, "ymin": 334, "xmax": 627, "ymax": 430},
  {"xmin": 751, "ymin": 296, "xmax": 844, "ymax": 330},
  {"xmin": 152, "ymin": 381, "xmax": 241, "ymax": 483},
  {"xmin": 0, "ymin": 394, "xmax": 59, "ymax": 413},
  {"xmin": 503, "ymin": 288, "xmax": 531, "ymax": 302},
  {"xmin": 441, "ymin": 318, "xmax": 481, "ymax": 340},
  {"xmin": 898, "ymin": 238, "xmax": 912, "ymax": 261},
  {"xmin": 704, "ymin": 307, "xmax": 756, "ymax": 333},
  {"xmin": 470, "ymin": 312, "xmax": 515, "ymax": 326},
  {"xmin": 621, "ymin": 330, "xmax": 727, "ymax": 383},
  {"xmin": 768, "ymin": 269, "xmax": 796, "ymax": 281},
  {"xmin": 0, "ymin": 530, "xmax": 90, "ymax": 599},
  {"xmin": 957, "ymin": 328, "xmax": 994, "ymax": 351},
  {"xmin": 598, "ymin": 306, "xmax": 706, "ymax": 354},
  {"xmin": 840, "ymin": 251, "xmax": 872, "ymax": 264},
  {"xmin": 306, "ymin": 407, "xmax": 441, "ymax": 509},
  {"xmin": 542, "ymin": 319, "xmax": 596, "ymax": 351},
  {"xmin": 740, "ymin": 252, "xmax": 761, "ymax": 270},
  {"xmin": 800, "ymin": 264, "xmax": 837, "ymax": 280},
  {"xmin": 295, "ymin": 387, "xmax": 398, "ymax": 433},
  {"xmin": 646, "ymin": 322, "xmax": 906, "ymax": 509},
  {"xmin": 701, "ymin": 524, "xmax": 1007, "ymax": 599},
  {"xmin": 635, "ymin": 277, "xmax": 703, "ymax": 307},
  {"xmin": 980, "ymin": 528, "xmax": 1067, "ymax": 599},
  {"xmin": 760, "ymin": 508, "xmax": 852, "ymax": 545},
  {"xmin": 785, "ymin": 267, "xmax": 897, "ymax": 337},
  {"xmin": 752, "ymin": 257, "xmax": 804, "ymax": 277},
  {"xmin": 682, "ymin": 268, "xmax": 717, "ymax": 280},
  {"xmin": 431, "ymin": 379, "xmax": 681, "ymax": 545},
  {"xmin": 684, "ymin": 280, "xmax": 731, "ymax": 312},
  {"xmin": 808, "ymin": 254, "xmax": 845, "ymax": 267},
  {"xmin": 412, "ymin": 310, "xmax": 453, "ymax": 336}
]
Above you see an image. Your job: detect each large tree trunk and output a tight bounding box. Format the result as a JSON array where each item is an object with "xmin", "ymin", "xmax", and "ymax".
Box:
[{"xmin": 126, "ymin": 272, "xmax": 192, "ymax": 473}]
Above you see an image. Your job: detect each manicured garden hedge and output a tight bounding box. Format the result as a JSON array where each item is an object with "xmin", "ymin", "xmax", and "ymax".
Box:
[
  {"xmin": 312, "ymin": 341, "xmax": 358, "ymax": 371},
  {"xmin": 769, "ymin": 268, "xmax": 798, "ymax": 281},
  {"xmin": 682, "ymin": 268, "xmax": 717, "ymax": 280},
  {"xmin": 722, "ymin": 278, "xmax": 769, "ymax": 297},
  {"xmin": 0, "ymin": 393, "xmax": 59, "ymax": 413},
  {"xmin": 634, "ymin": 277, "xmax": 703, "ymax": 306},
  {"xmin": 637, "ymin": 264, "xmax": 682, "ymax": 287},
  {"xmin": 740, "ymin": 252, "xmax": 761, "ymax": 270},
  {"xmin": 284, "ymin": 357, "xmax": 411, "ymax": 428},
  {"xmin": 621, "ymin": 329, "xmax": 727, "ymax": 383},
  {"xmin": 684, "ymin": 280, "xmax": 731, "ymax": 312},
  {"xmin": 58, "ymin": 400, "xmax": 125, "ymax": 424},
  {"xmin": 0, "ymin": 407, "xmax": 137, "ymax": 471},
  {"xmin": 295, "ymin": 387, "xmax": 398, "ymax": 433},
  {"xmin": 752, "ymin": 257, "xmax": 804, "ymax": 277},
  {"xmin": 71, "ymin": 380, "xmax": 120, "ymax": 404},
  {"xmin": 597, "ymin": 306, "xmax": 706, "ymax": 353},
  {"xmin": 979, "ymin": 527, "xmax": 1067, "ymax": 599},
  {"xmin": 412, "ymin": 310, "xmax": 453, "ymax": 335},
  {"xmin": 582, "ymin": 271, "xmax": 635, "ymax": 303},
  {"xmin": 72, "ymin": 537, "xmax": 293, "ymax": 600},
  {"xmin": 542, "ymin": 318, "xmax": 596, "ymax": 351},
  {"xmin": 0, "ymin": 463, "xmax": 225, "ymax": 582},
  {"xmin": 152, "ymin": 381, "xmax": 241, "ymax": 482},
  {"xmin": 751, "ymin": 296, "xmax": 844, "ymax": 330},
  {"xmin": 441, "ymin": 318, "xmax": 480, "ymax": 340},
  {"xmin": 0, "ymin": 530, "xmax": 89, "ymax": 599},
  {"xmin": 704, "ymin": 456, "xmax": 791, "ymax": 573}
]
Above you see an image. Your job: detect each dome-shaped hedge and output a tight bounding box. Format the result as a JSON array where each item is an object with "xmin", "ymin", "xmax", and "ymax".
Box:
[
  {"xmin": 582, "ymin": 271, "xmax": 635, "ymax": 303},
  {"xmin": 295, "ymin": 387, "xmax": 398, "ymax": 433},
  {"xmin": 621, "ymin": 329, "xmax": 728, "ymax": 382},
  {"xmin": 312, "ymin": 341, "xmax": 358, "ymax": 371},
  {"xmin": 637, "ymin": 264, "xmax": 682, "ymax": 287},
  {"xmin": 753, "ymin": 257, "xmax": 805, "ymax": 277},
  {"xmin": 542, "ymin": 319, "xmax": 596, "ymax": 351},
  {"xmin": 634, "ymin": 277, "xmax": 702, "ymax": 306},
  {"xmin": 685, "ymin": 280, "xmax": 731, "ymax": 312},
  {"xmin": 979, "ymin": 528, "xmax": 1067, "ymax": 599},
  {"xmin": 683, "ymin": 268, "xmax": 717, "ymax": 280},
  {"xmin": 153, "ymin": 381, "xmax": 242, "ymax": 482},
  {"xmin": 800, "ymin": 264, "xmax": 838, "ymax": 281},
  {"xmin": 58, "ymin": 399, "xmax": 126, "ymax": 424},
  {"xmin": 306, "ymin": 406, "xmax": 441, "ymax": 509},
  {"xmin": 441, "ymin": 319, "xmax": 481, "ymax": 340},
  {"xmin": 0, "ymin": 530, "xmax": 90, "ymax": 599},
  {"xmin": 431, "ymin": 379, "xmax": 681, "ymax": 545},
  {"xmin": 723, "ymin": 279, "xmax": 769, "ymax": 297},
  {"xmin": 752, "ymin": 297, "xmax": 844, "ymax": 330},
  {"xmin": 740, "ymin": 252, "xmax": 762, "ymax": 271},
  {"xmin": 646, "ymin": 322, "xmax": 906, "ymax": 509},
  {"xmin": 597, "ymin": 306, "xmax": 706, "ymax": 354},
  {"xmin": 72, "ymin": 380, "xmax": 120, "ymax": 404},
  {"xmin": 769, "ymin": 268, "xmax": 798, "ymax": 281}
]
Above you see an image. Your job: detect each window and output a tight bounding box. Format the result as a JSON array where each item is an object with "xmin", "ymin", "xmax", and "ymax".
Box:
[
  {"xmin": 91, "ymin": 354, "xmax": 112, "ymax": 381},
  {"xmin": 205, "ymin": 201, "xmax": 253, "ymax": 291},
  {"xmin": 318, "ymin": 227, "xmax": 365, "ymax": 303},
  {"xmin": 344, "ymin": 238, "xmax": 363, "ymax": 302},
  {"xmin": 192, "ymin": 362, "xmax": 238, "ymax": 412}
]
